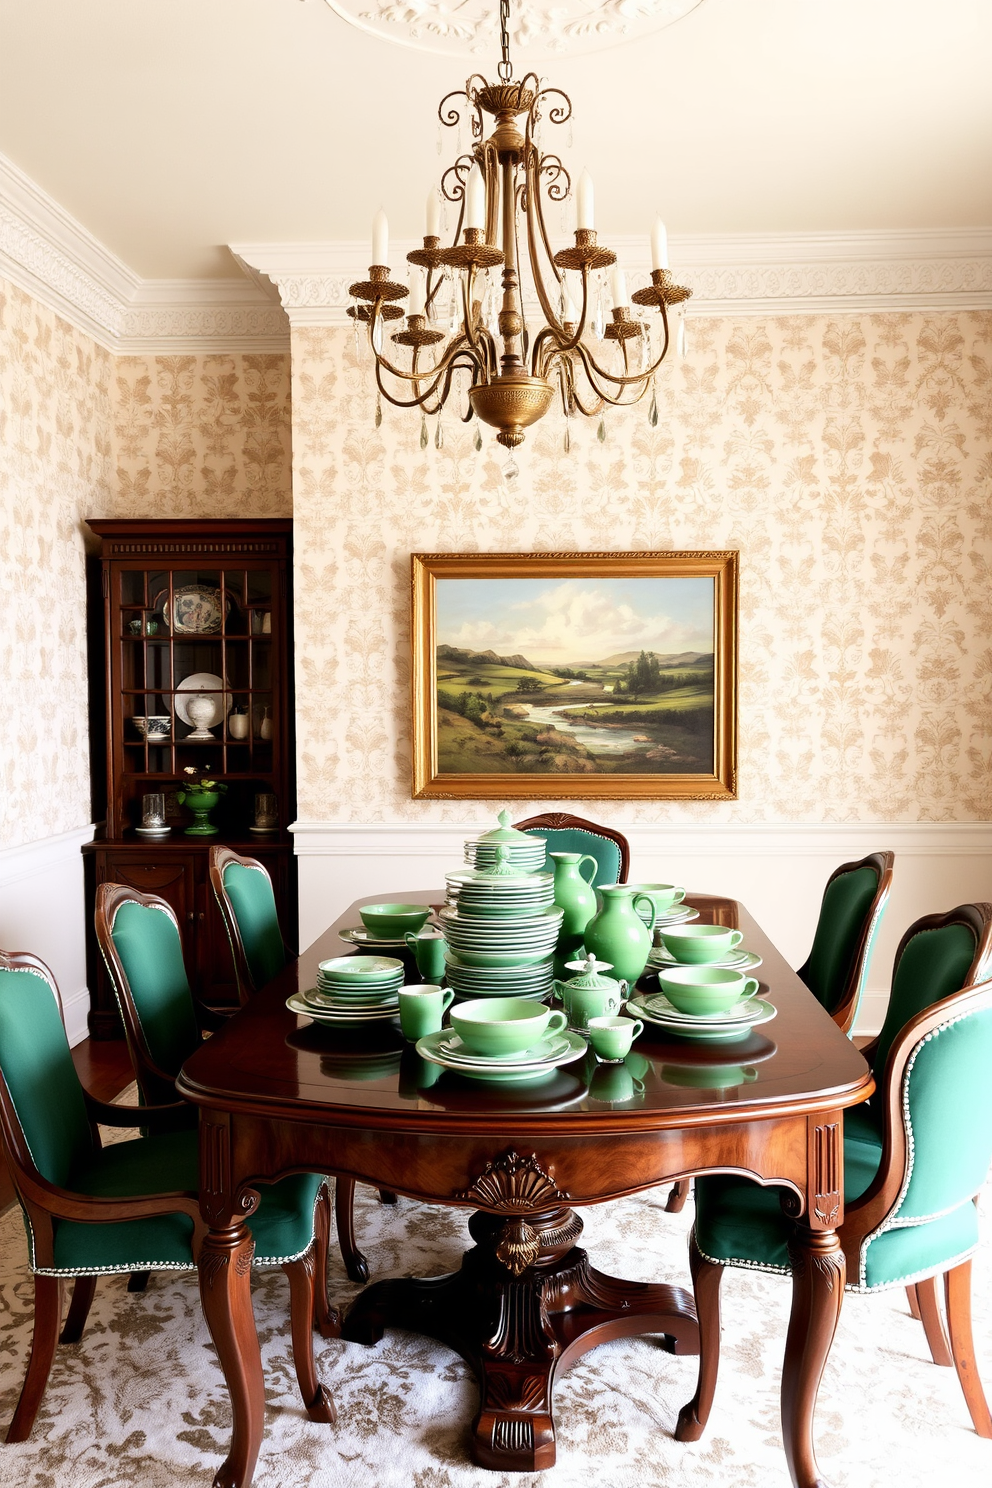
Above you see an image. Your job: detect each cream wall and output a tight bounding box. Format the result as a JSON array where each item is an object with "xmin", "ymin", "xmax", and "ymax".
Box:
[
  {"xmin": 0, "ymin": 276, "xmax": 292, "ymax": 1035},
  {"xmin": 289, "ymin": 311, "xmax": 992, "ymax": 1023}
]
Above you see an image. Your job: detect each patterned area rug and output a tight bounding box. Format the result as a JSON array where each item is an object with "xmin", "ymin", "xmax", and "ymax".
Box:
[{"xmin": 0, "ymin": 1127, "xmax": 989, "ymax": 1488}]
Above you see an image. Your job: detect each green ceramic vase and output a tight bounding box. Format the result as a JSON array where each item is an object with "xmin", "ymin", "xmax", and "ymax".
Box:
[
  {"xmin": 183, "ymin": 791, "xmax": 221, "ymax": 836},
  {"xmin": 549, "ymin": 851, "xmax": 598, "ymax": 960},
  {"xmin": 582, "ymin": 885, "xmax": 656, "ymax": 986}
]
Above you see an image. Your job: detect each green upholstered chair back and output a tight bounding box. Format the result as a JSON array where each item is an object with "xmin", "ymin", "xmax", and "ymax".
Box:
[
  {"xmin": 872, "ymin": 920, "xmax": 979, "ymax": 1085},
  {"xmin": 799, "ymin": 864, "xmax": 882, "ymax": 1016},
  {"xmin": 0, "ymin": 965, "xmax": 92, "ymax": 1188},
  {"xmin": 892, "ymin": 995, "xmax": 992, "ymax": 1224},
  {"xmin": 221, "ymin": 860, "xmax": 286, "ymax": 991},
  {"xmin": 109, "ymin": 900, "xmax": 200, "ymax": 1078},
  {"xmin": 524, "ymin": 827, "xmax": 620, "ymax": 888}
]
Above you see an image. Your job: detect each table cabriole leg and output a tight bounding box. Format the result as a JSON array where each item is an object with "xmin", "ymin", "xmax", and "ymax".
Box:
[
  {"xmin": 675, "ymin": 1229, "xmax": 723, "ymax": 1442},
  {"xmin": 342, "ymin": 1204, "xmax": 698, "ymax": 1472},
  {"xmin": 782, "ymin": 1225, "xmax": 844, "ymax": 1488},
  {"xmin": 198, "ymin": 1221, "xmax": 264, "ymax": 1488}
]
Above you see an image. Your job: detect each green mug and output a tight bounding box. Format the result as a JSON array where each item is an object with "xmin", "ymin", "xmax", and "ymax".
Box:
[
  {"xmin": 587, "ymin": 1015, "xmax": 644, "ymax": 1063},
  {"xmin": 398, "ymin": 985, "xmax": 454, "ymax": 1042},
  {"xmin": 405, "ymin": 930, "xmax": 447, "ymax": 982}
]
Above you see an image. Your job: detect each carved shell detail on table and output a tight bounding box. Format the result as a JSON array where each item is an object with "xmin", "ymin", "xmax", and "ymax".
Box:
[{"xmin": 457, "ymin": 1149, "xmax": 569, "ymax": 1214}]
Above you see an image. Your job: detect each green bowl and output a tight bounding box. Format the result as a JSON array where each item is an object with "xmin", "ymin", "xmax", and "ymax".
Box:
[
  {"xmin": 359, "ymin": 903, "xmax": 431, "ymax": 938},
  {"xmin": 656, "ymin": 965, "xmax": 759, "ymax": 1016},
  {"xmin": 660, "ymin": 924, "xmax": 744, "ymax": 963},
  {"xmin": 450, "ymin": 996, "xmax": 567, "ymax": 1057}
]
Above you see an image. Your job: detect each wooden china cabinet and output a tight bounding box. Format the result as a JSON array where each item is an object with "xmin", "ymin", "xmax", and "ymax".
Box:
[{"xmin": 83, "ymin": 519, "xmax": 296, "ymax": 1038}]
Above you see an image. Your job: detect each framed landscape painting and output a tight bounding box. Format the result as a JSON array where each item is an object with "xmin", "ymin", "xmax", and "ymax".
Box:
[{"xmin": 411, "ymin": 551, "xmax": 738, "ymax": 799}]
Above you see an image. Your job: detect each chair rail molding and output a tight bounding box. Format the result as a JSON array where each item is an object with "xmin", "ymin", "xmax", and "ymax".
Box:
[
  {"xmin": 0, "ymin": 150, "xmax": 289, "ymax": 352},
  {"xmin": 291, "ymin": 820, "xmax": 992, "ymax": 1036},
  {"xmin": 0, "ymin": 824, "xmax": 96, "ymax": 1047},
  {"xmin": 234, "ymin": 228, "xmax": 992, "ymax": 326}
]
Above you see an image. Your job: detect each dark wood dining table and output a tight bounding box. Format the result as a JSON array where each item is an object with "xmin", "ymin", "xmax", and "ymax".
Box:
[{"xmin": 176, "ymin": 891, "xmax": 873, "ymax": 1488}]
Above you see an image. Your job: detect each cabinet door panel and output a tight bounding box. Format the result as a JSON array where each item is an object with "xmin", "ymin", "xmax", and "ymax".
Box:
[{"xmin": 99, "ymin": 854, "xmax": 196, "ymax": 978}]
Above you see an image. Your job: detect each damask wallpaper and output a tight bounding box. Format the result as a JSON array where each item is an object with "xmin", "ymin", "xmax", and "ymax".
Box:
[
  {"xmin": 0, "ymin": 278, "xmax": 113, "ymax": 849},
  {"xmin": 0, "ymin": 277, "xmax": 293, "ymax": 850},
  {"xmin": 112, "ymin": 353, "xmax": 292, "ymax": 518},
  {"xmin": 290, "ymin": 312, "xmax": 992, "ymax": 825}
]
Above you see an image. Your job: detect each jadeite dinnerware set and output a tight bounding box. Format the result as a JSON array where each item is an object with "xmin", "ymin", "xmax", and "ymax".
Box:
[{"xmin": 287, "ymin": 810, "xmax": 775, "ymax": 1073}]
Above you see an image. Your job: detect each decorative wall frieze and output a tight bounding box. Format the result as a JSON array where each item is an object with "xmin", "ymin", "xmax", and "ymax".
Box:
[
  {"xmin": 234, "ymin": 228, "xmax": 992, "ymax": 325},
  {"xmin": 0, "ymin": 151, "xmax": 289, "ymax": 352}
]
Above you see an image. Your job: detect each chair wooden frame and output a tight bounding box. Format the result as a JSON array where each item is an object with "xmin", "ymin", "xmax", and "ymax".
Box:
[
  {"xmin": 798, "ymin": 849, "xmax": 895, "ymax": 1035},
  {"xmin": 0, "ymin": 948, "xmax": 338, "ymax": 1443},
  {"xmin": 511, "ymin": 811, "xmax": 631, "ymax": 882},
  {"xmin": 679, "ymin": 902, "xmax": 992, "ymax": 1448}
]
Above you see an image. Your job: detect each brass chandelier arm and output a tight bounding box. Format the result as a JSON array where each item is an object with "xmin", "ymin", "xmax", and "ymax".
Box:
[{"xmin": 367, "ymin": 307, "xmax": 485, "ymax": 398}]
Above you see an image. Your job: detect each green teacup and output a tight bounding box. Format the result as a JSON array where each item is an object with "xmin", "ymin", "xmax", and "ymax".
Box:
[
  {"xmin": 660, "ymin": 924, "xmax": 744, "ymax": 963},
  {"xmin": 405, "ymin": 929, "xmax": 447, "ymax": 982},
  {"xmin": 627, "ymin": 883, "xmax": 686, "ymax": 917},
  {"xmin": 587, "ymin": 1015, "xmax": 644, "ymax": 1063},
  {"xmin": 450, "ymin": 996, "xmax": 567, "ymax": 1057},
  {"xmin": 657, "ymin": 965, "xmax": 760, "ymax": 1016},
  {"xmin": 398, "ymin": 985, "xmax": 454, "ymax": 1041},
  {"xmin": 360, "ymin": 902, "xmax": 431, "ymax": 938}
]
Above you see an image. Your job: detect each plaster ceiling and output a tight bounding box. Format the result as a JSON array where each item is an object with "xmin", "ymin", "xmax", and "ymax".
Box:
[{"xmin": 0, "ymin": 0, "xmax": 989, "ymax": 281}]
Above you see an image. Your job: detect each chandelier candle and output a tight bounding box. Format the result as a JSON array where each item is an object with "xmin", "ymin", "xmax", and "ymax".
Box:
[{"xmin": 349, "ymin": 0, "xmax": 692, "ymax": 449}]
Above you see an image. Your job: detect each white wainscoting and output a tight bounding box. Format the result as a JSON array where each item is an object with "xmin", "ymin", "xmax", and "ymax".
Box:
[
  {"xmin": 292, "ymin": 821, "xmax": 992, "ymax": 1034},
  {"xmin": 0, "ymin": 825, "xmax": 95, "ymax": 1046}
]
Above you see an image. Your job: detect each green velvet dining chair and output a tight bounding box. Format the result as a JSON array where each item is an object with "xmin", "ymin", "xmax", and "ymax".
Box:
[
  {"xmin": 208, "ymin": 846, "xmax": 290, "ymax": 1007},
  {"xmin": 676, "ymin": 901, "xmax": 992, "ymax": 1450},
  {"xmin": 512, "ymin": 811, "xmax": 629, "ymax": 887},
  {"xmin": 797, "ymin": 850, "xmax": 895, "ymax": 1035},
  {"xmin": 0, "ymin": 947, "xmax": 338, "ymax": 1444},
  {"xmin": 665, "ymin": 851, "xmax": 894, "ymax": 1218},
  {"xmin": 96, "ymin": 882, "xmax": 369, "ymax": 1284}
]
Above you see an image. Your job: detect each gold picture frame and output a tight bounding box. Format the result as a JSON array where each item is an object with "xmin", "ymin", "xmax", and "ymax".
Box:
[{"xmin": 412, "ymin": 551, "xmax": 738, "ymax": 800}]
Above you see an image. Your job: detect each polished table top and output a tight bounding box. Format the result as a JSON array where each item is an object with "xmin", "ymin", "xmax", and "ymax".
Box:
[{"xmin": 179, "ymin": 892, "xmax": 872, "ymax": 1133}]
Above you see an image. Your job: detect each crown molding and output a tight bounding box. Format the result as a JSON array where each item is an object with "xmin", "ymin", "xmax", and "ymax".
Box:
[
  {"xmin": 2, "ymin": 145, "xmax": 989, "ymax": 350},
  {"xmin": 0, "ymin": 151, "xmax": 289, "ymax": 353},
  {"xmin": 235, "ymin": 227, "xmax": 992, "ymax": 325}
]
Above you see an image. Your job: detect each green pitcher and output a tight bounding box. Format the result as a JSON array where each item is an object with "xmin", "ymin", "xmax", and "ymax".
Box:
[
  {"xmin": 583, "ymin": 885, "xmax": 657, "ymax": 986},
  {"xmin": 549, "ymin": 851, "xmax": 598, "ymax": 961}
]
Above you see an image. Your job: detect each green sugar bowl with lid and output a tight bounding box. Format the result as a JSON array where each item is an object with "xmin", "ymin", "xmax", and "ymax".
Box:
[{"xmin": 553, "ymin": 955, "xmax": 628, "ymax": 1032}]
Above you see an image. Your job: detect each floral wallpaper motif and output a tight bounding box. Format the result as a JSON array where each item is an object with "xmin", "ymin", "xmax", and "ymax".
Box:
[
  {"xmin": 112, "ymin": 353, "xmax": 292, "ymax": 517},
  {"xmin": 0, "ymin": 277, "xmax": 113, "ymax": 848},
  {"xmin": 0, "ymin": 282, "xmax": 293, "ymax": 851},
  {"xmin": 290, "ymin": 312, "xmax": 992, "ymax": 824}
]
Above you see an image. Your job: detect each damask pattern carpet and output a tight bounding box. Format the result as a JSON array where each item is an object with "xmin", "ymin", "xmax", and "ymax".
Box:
[{"xmin": 0, "ymin": 1145, "xmax": 988, "ymax": 1488}]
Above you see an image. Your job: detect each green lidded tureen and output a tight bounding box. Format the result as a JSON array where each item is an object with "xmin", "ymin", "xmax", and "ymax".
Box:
[{"xmin": 553, "ymin": 954, "xmax": 629, "ymax": 1033}]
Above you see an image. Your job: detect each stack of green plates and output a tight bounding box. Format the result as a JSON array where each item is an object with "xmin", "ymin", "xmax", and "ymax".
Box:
[
  {"xmin": 438, "ymin": 905, "xmax": 563, "ymax": 967},
  {"xmin": 444, "ymin": 952, "xmax": 554, "ymax": 1000},
  {"xmin": 288, "ymin": 954, "xmax": 406, "ymax": 1021},
  {"xmin": 445, "ymin": 866, "xmax": 554, "ymax": 918},
  {"xmin": 464, "ymin": 839, "xmax": 547, "ymax": 874}
]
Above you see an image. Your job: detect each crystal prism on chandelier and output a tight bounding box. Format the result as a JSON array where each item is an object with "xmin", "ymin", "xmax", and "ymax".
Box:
[{"xmin": 349, "ymin": 0, "xmax": 692, "ymax": 450}]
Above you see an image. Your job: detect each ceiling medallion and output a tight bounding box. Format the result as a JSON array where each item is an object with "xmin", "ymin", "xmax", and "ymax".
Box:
[
  {"xmin": 349, "ymin": 0, "xmax": 693, "ymax": 455},
  {"xmin": 324, "ymin": 0, "xmax": 704, "ymax": 62}
]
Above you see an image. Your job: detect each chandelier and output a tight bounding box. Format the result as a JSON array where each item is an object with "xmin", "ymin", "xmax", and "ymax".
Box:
[{"xmin": 349, "ymin": 0, "xmax": 692, "ymax": 453}]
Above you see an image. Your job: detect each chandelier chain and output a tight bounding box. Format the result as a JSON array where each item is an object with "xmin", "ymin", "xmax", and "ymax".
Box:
[{"xmin": 498, "ymin": 0, "xmax": 513, "ymax": 81}]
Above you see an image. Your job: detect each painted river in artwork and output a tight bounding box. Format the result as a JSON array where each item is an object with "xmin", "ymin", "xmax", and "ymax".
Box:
[{"xmin": 521, "ymin": 703, "xmax": 653, "ymax": 757}]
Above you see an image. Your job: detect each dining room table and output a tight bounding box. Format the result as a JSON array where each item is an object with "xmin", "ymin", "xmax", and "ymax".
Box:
[{"xmin": 176, "ymin": 889, "xmax": 874, "ymax": 1488}]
